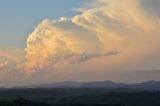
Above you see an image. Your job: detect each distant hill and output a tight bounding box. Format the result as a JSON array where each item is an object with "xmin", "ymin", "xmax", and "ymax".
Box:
[
  {"xmin": 28, "ymin": 81, "xmax": 82, "ymax": 88},
  {"xmin": 0, "ymin": 97, "xmax": 51, "ymax": 106},
  {"xmin": 25, "ymin": 80, "xmax": 160, "ymax": 91}
]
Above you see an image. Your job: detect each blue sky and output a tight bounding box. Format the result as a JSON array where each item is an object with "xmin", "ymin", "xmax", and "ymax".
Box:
[{"xmin": 0, "ymin": 0, "xmax": 84, "ymax": 48}]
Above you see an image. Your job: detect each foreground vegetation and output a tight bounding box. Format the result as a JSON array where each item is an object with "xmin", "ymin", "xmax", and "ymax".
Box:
[{"xmin": 0, "ymin": 88, "xmax": 160, "ymax": 106}]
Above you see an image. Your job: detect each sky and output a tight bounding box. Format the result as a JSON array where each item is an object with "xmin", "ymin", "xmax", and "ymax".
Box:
[
  {"xmin": 0, "ymin": 0, "xmax": 84, "ymax": 48},
  {"xmin": 0, "ymin": 0, "xmax": 160, "ymax": 87}
]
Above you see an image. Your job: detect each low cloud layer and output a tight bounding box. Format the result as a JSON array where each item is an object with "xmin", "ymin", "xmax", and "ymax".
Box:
[{"xmin": 0, "ymin": 0, "xmax": 160, "ymax": 86}]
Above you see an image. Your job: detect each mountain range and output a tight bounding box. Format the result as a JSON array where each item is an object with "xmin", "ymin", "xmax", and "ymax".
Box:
[{"xmin": 25, "ymin": 80, "xmax": 160, "ymax": 90}]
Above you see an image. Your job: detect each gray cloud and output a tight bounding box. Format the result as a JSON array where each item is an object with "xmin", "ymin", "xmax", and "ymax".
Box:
[
  {"xmin": 141, "ymin": 0, "xmax": 160, "ymax": 17},
  {"xmin": 69, "ymin": 51, "xmax": 119, "ymax": 64}
]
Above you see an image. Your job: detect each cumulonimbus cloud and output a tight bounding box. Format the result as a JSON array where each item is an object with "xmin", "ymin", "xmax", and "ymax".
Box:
[
  {"xmin": 25, "ymin": 18, "xmax": 120, "ymax": 72},
  {"xmin": 24, "ymin": 0, "xmax": 160, "ymax": 73}
]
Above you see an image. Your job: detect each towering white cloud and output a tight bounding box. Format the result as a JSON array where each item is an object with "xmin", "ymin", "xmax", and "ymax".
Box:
[
  {"xmin": 25, "ymin": 0, "xmax": 160, "ymax": 73},
  {"xmin": 25, "ymin": 18, "xmax": 120, "ymax": 72}
]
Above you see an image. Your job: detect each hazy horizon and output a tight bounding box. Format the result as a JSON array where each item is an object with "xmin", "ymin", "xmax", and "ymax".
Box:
[{"xmin": 0, "ymin": 0, "xmax": 160, "ymax": 87}]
